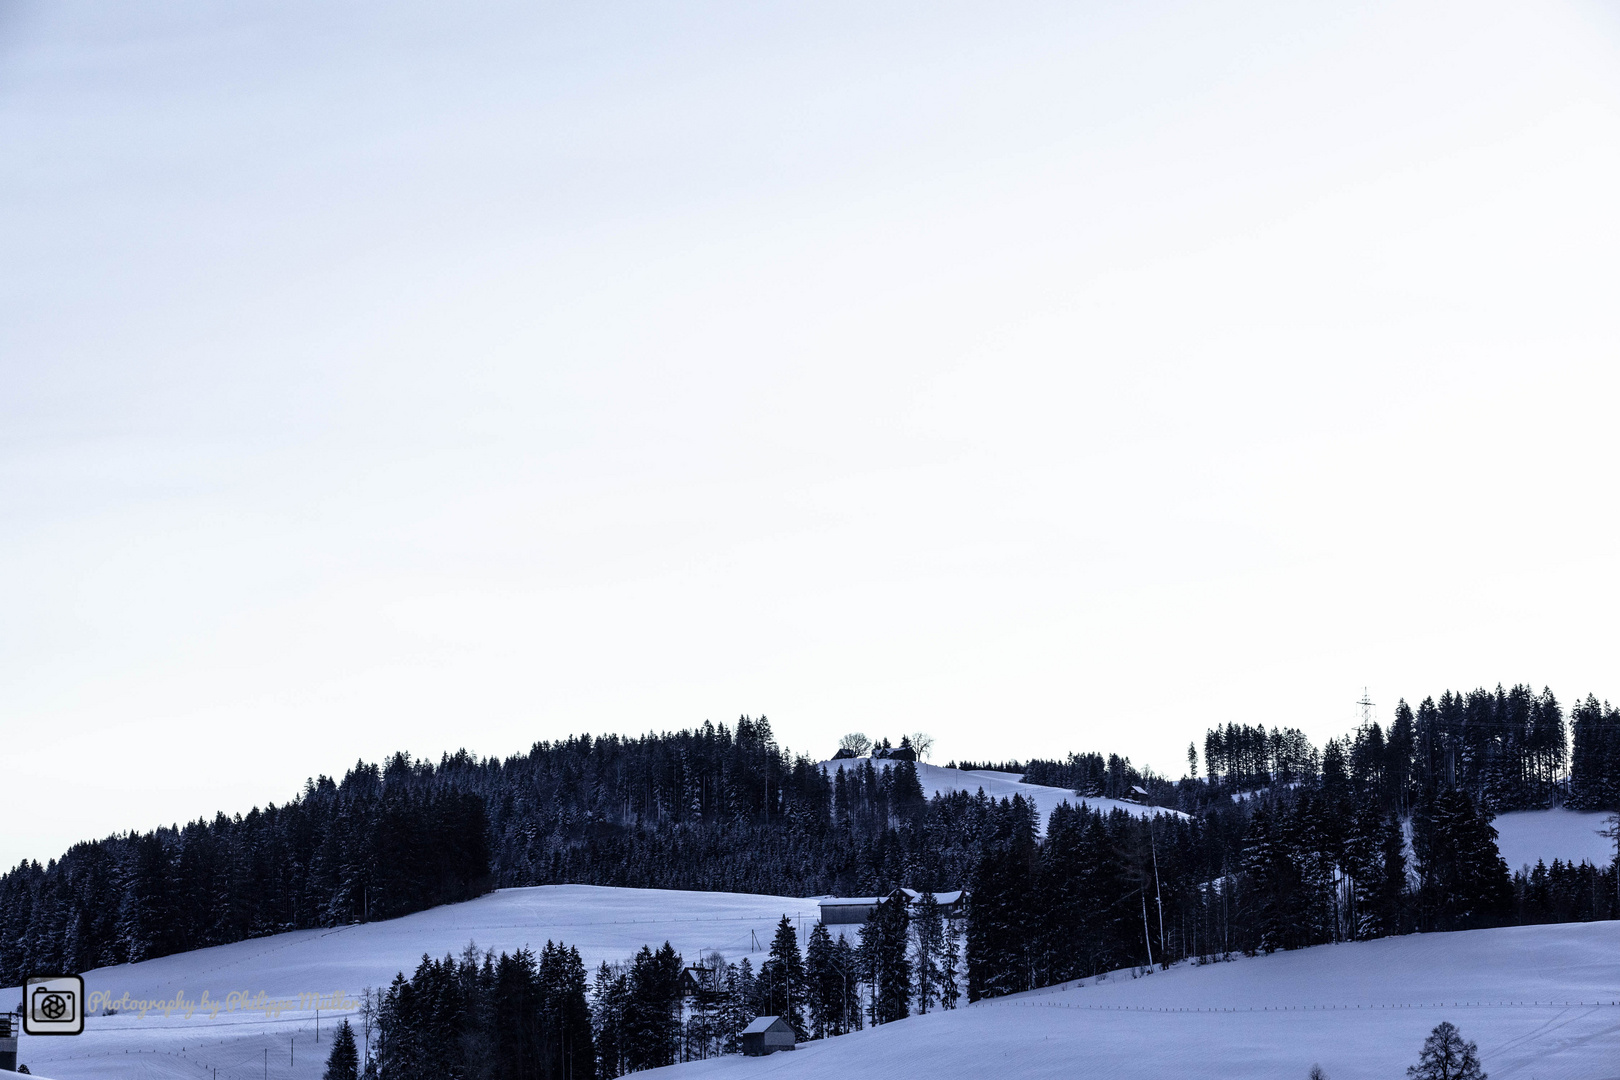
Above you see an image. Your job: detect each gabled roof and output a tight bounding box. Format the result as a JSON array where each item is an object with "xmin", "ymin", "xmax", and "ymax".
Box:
[
  {"xmin": 890, "ymin": 888, "xmax": 965, "ymax": 905},
  {"xmin": 741, "ymin": 1015, "xmax": 793, "ymax": 1035},
  {"xmin": 819, "ymin": 889, "xmax": 964, "ymax": 908}
]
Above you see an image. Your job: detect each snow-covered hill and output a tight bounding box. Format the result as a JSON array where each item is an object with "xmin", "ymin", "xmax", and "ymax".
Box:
[
  {"xmin": 8, "ymin": 884, "xmax": 1618, "ymax": 1080},
  {"xmin": 649, "ymin": 920, "xmax": 1620, "ymax": 1080},
  {"xmin": 1492, "ymin": 808, "xmax": 1616, "ymax": 873},
  {"xmin": 816, "ymin": 760, "xmax": 1185, "ymax": 833},
  {"xmin": 5, "ymin": 885, "xmax": 820, "ymax": 1080}
]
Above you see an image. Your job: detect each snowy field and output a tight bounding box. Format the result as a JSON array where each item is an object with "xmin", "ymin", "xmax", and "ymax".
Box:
[
  {"xmin": 8, "ymin": 884, "xmax": 1619, "ymax": 1080},
  {"xmin": 648, "ymin": 920, "xmax": 1620, "ymax": 1080},
  {"xmin": 816, "ymin": 760, "xmax": 1186, "ymax": 832},
  {"xmin": 4, "ymin": 885, "xmax": 821, "ymax": 1080},
  {"xmin": 1493, "ymin": 808, "xmax": 1616, "ymax": 873},
  {"xmin": 7, "ymin": 805, "xmax": 1610, "ymax": 1078}
]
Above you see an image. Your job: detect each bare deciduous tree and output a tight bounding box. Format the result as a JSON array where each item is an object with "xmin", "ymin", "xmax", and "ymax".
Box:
[{"xmin": 1407, "ymin": 1022, "xmax": 1486, "ymax": 1080}]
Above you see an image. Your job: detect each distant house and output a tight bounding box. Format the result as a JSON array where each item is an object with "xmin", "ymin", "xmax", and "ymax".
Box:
[
  {"xmin": 884, "ymin": 745, "xmax": 917, "ymax": 762},
  {"xmin": 818, "ymin": 888, "xmax": 964, "ymax": 926},
  {"xmin": 740, "ymin": 1015, "xmax": 796, "ymax": 1056},
  {"xmin": 831, "ymin": 747, "xmax": 860, "ymax": 760},
  {"xmin": 679, "ymin": 966, "xmax": 716, "ymax": 998}
]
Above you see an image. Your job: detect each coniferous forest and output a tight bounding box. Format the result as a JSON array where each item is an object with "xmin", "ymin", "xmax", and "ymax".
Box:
[{"xmin": 6, "ymin": 686, "xmax": 1620, "ymax": 1069}]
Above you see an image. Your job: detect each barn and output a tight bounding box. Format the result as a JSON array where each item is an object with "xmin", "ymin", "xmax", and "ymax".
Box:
[
  {"xmin": 818, "ymin": 888, "xmax": 964, "ymax": 926},
  {"xmin": 740, "ymin": 1015, "xmax": 796, "ymax": 1056},
  {"xmin": 817, "ymin": 895, "xmax": 884, "ymax": 925}
]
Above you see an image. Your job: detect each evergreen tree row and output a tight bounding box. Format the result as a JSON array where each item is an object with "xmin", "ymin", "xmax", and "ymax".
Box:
[
  {"xmin": 0, "ymin": 776, "xmax": 489, "ymax": 985},
  {"xmin": 368, "ymin": 940, "xmax": 595, "ymax": 1080},
  {"xmin": 962, "ymin": 787, "xmax": 1617, "ymax": 1001},
  {"xmin": 366, "ymin": 900, "xmax": 963, "ymax": 1078}
]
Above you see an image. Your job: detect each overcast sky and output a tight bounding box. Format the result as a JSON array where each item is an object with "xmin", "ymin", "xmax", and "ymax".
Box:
[{"xmin": 4, "ymin": 0, "xmax": 1619, "ymax": 869}]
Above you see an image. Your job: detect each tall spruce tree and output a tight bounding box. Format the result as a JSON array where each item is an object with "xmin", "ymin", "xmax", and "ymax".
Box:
[
  {"xmin": 623, "ymin": 943, "xmax": 682, "ymax": 1072},
  {"xmin": 763, "ymin": 915, "xmax": 806, "ymax": 1036},
  {"xmin": 591, "ymin": 961, "xmax": 628, "ymax": 1079},
  {"xmin": 912, "ymin": 891, "xmax": 945, "ymax": 1014},
  {"xmin": 719, "ymin": 960, "xmax": 757, "ymax": 1054},
  {"xmin": 940, "ymin": 930, "xmax": 961, "ymax": 1010},
  {"xmin": 803, "ymin": 923, "xmax": 840, "ymax": 1038},
  {"xmin": 323, "ymin": 1019, "xmax": 360, "ymax": 1080},
  {"xmin": 859, "ymin": 894, "xmax": 912, "ymax": 1024},
  {"xmin": 1422, "ymin": 790, "xmax": 1511, "ymax": 931}
]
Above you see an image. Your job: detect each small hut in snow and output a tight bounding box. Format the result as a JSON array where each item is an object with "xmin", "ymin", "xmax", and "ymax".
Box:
[{"xmin": 740, "ymin": 1015, "xmax": 796, "ymax": 1056}]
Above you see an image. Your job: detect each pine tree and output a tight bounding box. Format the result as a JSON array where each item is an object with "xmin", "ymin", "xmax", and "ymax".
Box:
[
  {"xmin": 1034, "ymin": 805, "xmax": 1086, "ymax": 985},
  {"xmin": 939, "ymin": 930, "xmax": 961, "ymax": 1010},
  {"xmin": 803, "ymin": 923, "xmax": 840, "ymax": 1039},
  {"xmin": 1407, "ymin": 1021, "xmax": 1486, "ymax": 1080},
  {"xmin": 762, "ymin": 915, "xmax": 806, "ymax": 1036},
  {"xmin": 1343, "ymin": 800, "xmax": 1384, "ymax": 938},
  {"xmin": 965, "ymin": 847, "xmax": 1006, "ymax": 1001},
  {"xmin": 860, "ymin": 894, "xmax": 912, "ymax": 1024},
  {"xmin": 591, "ymin": 962, "xmax": 628, "ymax": 1079},
  {"xmin": 912, "ymin": 891, "xmax": 944, "ymax": 1014},
  {"xmin": 538, "ymin": 942, "xmax": 595, "ymax": 1080},
  {"xmin": 323, "ymin": 1019, "xmax": 359, "ymax": 1080},
  {"xmin": 623, "ymin": 943, "xmax": 682, "ymax": 1071},
  {"xmin": 716, "ymin": 960, "xmax": 756, "ymax": 1054},
  {"xmin": 1373, "ymin": 811, "xmax": 1409, "ymax": 936},
  {"xmin": 1240, "ymin": 805, "xmax": 1302, "ymax": 953},
  {"xmin": 492, "ymin": 947, "xmax": 542, "ymax": 1080},
  {"xmin": 1423, "ymin": 790, "xmax": 1511, "ymax": 931},
  {"xmin": 833, "ymin": 937, "xmax": 862, "ymax": 1032}
]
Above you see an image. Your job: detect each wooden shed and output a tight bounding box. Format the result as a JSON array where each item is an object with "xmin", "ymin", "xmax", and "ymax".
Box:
[{"xmin": 740, "ymin": 1015, "xmax": 796, "ymax": 1056}]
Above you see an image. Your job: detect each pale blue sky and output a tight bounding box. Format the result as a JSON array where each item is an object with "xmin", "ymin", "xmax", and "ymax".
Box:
[{"xmin": 4, "ymin": 0, "xmax": 1620, "ymax": 868}]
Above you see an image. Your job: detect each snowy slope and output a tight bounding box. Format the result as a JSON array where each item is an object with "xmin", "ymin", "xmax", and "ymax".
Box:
[
  {"xmin": 5, "ymin": 885, "xmax": 820, "ymax": 1080},
  {"xmin": 1493, "ymin": 808, "xmax": 1616, "ymax": 872},
  {"xmin": 9, "ymin": 883, "xmax": 1619, "ymax": 1080},
  {"xmin": 817, "ymin": 760, "xmax": 1185, "ymax": 832},
  {"xmin": 648, "ymin": 921, "xmax": 1620, "ymax": 1080}
]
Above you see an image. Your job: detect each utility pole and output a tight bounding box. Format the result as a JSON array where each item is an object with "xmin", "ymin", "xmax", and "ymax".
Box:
[
  {"xmin": 1140, "ymin": 895, "xmax": 1154, "ymax": 969},
  {"xmin": 1150, "ymin": 829, "xmax": 1166, "ymax": 964},
  {"xmin": 1358, "ymin": 687, "xmax": 1375, "ymax": 728}
]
